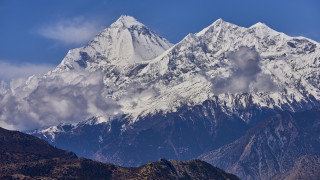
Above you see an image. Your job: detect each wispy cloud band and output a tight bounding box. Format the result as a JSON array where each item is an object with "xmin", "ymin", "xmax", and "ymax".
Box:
[{"xmin": 37, "ymin": 17, "xmax": 102, "ymax": 45}]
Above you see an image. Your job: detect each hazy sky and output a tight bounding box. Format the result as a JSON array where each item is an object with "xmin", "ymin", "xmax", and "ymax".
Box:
[{"xmin": 0, "ymin": 0, "xmax": 319, "ymax": 69}]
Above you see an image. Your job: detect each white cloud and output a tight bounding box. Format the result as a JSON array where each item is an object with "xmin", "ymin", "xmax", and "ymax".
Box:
[
  {"xmin": 0, "ymin": 69, "xmax": 122, "ymax": 131},
  {"xmin": 210, "ymin": 47, "xmax": 278, "ymax": 94},
  {"xmin": 0, "ymin": 61, "xmax": 54, "ymax": 82},
  {"xmin": 37, "ymin": 17, "xmax": 102, "ymax": 45}
]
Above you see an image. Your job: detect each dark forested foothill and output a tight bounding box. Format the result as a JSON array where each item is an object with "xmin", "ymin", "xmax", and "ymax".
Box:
[{"xmin": 0, "ymin": 127, "xmax": 239, "ymax": 180}]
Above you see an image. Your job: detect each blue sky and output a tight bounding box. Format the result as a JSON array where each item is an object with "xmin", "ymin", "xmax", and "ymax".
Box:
[{"xmin": 0, "ymin": 0, "xmax": 319, "ymax": 80}]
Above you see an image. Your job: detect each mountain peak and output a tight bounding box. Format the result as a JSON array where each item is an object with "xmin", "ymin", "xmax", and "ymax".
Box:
[
  {"xmin": 196, "ymin": 18, "xmax": 234, "ymax": 36},
  {"xmin": 111, "ymin": 15, "xmax": 145, "ymax": 28},
  {"xmin": 249, "ymin": 22, "xmax": 280, "ymax": 37},
  {"xmin": 212, "ymin": 18, "xmax": 225, "ymax": 25},
  {"xmin": 250, "ymin": 22, "xmax": 269, "ymax": 29},
  {"xmin": 54, "ymin": 14, "xmax": 172, "ymax": 71},
  {"xmin": 211, "ymin": 18, "xmax": 237, "ymax": 27}
]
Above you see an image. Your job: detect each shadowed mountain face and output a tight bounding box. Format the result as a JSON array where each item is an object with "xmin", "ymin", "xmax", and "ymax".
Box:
[
  {"xmin": 32, "ymin": 100, "xmax": 276, "ymax": 166},
  {"xmin": 0, "ymin": 127, "xmax": 239, "ymax": 180},
  {"xmin": 199, "ymin": 108, "xmax": 320, "ymax": 180}
]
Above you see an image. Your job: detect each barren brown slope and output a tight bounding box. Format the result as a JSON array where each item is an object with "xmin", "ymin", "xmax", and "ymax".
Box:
[
  {"xmin": 272, "ymin": 155, "xmax": 320, "ymax": 180},
  {"xmin": 199, "ymin": 108, "xmax": 320, "ymax": 180}
]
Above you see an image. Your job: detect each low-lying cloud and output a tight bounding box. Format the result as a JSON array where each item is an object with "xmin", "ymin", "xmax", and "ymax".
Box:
[
  {"xmin": 0, "ymin": 69, "xmax": 122, "ymax": 131},
  {"xmin": 37, "ymin": 17, "xmax": 102, "ymax": 45},
  {"xmin": 211, "ymin": 47, "xmax": 278, "ymax": 94},
  {"xmin": 120, "ymin": 82, "xmax": 160, "ymax": 109}
]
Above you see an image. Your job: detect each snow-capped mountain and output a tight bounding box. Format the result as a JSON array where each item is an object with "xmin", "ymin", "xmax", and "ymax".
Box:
[
  {"xmin": 134, "ymin": 18, "xmax": 320, "ymax": 120},
  {"xmin": 2, "ymin": 15, "xmax": 319, "ymax": 171},
  {"xmin": 54, "ymin": 15, "xmax": 172, "ymax": 73},
  {"xmin": 47, "ymin": 16, "xmax": 320, "ymax": 125},
  {"xmin": 0, "ymin": 15, "xmax": 173, "ymax": 130}
]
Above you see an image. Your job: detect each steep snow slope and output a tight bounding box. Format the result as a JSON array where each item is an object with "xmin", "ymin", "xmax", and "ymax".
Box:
[{"xmin": 55, "ymin": 15, "xmax": 173, "ymax": 72}]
